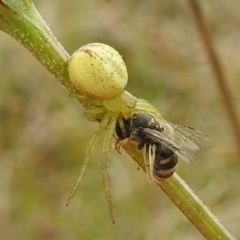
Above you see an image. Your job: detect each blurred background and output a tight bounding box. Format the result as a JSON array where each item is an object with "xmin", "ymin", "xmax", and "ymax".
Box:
[{"xmin": 0, "ymin": 0, "xmax": 240, "ymax": 239}]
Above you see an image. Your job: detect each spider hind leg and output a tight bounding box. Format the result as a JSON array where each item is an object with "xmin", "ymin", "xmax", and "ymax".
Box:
[
  {"xmin": 66, "ymin": 113, "xmax": 110, "ymax": 206},
  {"xmin": 101, "ymin": 114, "xmax": 117, "ymax": 223}
]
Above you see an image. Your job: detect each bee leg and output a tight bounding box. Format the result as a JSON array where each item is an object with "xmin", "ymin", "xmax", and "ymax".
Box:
[
  {"xmin": 143, "ymin": 145, "xmax": 151, "ymax": 184},
  {"xmin": 114, "ymin": 118, "xmax": 129, "ymax": 153},
  {"xmin": 118, "ymin": 118, "xmax": 127, "ymax": 138},
  {"xmin": 101, "ymin": 114, "xmax": 117, "ymax": 224},
  {"xmin": 66, "ymin": 113, "xmax": 108, "ymax": 206},
  {"xmin": 148, "ymin": 145, "xmax": 158, "ymax": 187}
]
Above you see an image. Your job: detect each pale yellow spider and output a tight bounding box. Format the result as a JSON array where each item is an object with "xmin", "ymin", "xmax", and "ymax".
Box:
[
  {"xmin": 66, "ymin": 43, "xmax": 211, "ymax": 223},
  {"xmin": 65, "ymin": 43, "xmax": 165, "ymax": 223}
]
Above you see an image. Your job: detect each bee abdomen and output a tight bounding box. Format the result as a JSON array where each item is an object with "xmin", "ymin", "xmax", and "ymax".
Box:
[{"xmin": 153, "ymin": 154, "xmax": 178, "ymax": 181}]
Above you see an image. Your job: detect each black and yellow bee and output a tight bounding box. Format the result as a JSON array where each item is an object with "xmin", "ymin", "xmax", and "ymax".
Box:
[{"xmin": 115, "ymin": 112, "xmax": 211, "ymax": 184}]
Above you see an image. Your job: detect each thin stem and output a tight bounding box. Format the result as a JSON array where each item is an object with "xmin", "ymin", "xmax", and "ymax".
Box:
[
  {"xmin": 124, "ymin": 142, "xmax": 235, "ymax": 240},
  {"xmin": 187, "ymin": 0, "xmax": 240, "ymax": 158},
  {"xmin": 0, "ymin": 0, "xmax": 70, "ymax": 88}
]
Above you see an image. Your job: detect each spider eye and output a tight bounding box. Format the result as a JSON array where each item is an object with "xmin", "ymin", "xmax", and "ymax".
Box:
[{"xmin": 68, "ymin": 43, "xmax": 128, "ymax": 99}]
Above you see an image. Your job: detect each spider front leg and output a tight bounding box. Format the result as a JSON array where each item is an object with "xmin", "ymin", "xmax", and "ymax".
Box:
[
  {"xmin": 135, "ymin": 98, "xmax": 162, "ymax": 118},
  {"xmin": 66, "ymin": 113, "xmax": 110, "ymax": 206},
  {"xmin": 69, "ymin": 92, "xmax": 103, "ymax": 107},
  {"xmin": 100, "ymin": 113, "xmax": 118, "ymax": 223},
  {"xmin": 70, "ymin": 92, "xmax": 107, "ymax": 122}
]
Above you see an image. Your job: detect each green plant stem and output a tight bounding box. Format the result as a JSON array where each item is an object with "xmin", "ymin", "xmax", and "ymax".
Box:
[
  {"xmin": 124, "ymin": 142, "xmax": 234, "ymax": 239},
  {"xmin": 0, "ymin": 0, "xmax": 70, "ymax": 88},
  {"xmin": 0, "ymin": 1, "xmax": 235, "ymax": 239},
  {"xmin": 0, "ymin": 0, "xmax": 94, "ymax": 110}
]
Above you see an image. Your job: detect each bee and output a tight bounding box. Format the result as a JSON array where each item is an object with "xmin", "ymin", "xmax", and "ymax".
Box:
[{"xmin": 115, "ymin": 112, "xmax": 211, "ymax": 185}]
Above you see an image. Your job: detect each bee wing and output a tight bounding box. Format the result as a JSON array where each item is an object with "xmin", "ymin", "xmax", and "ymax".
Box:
[
  {"xmin": 143, "ymin": 128, "xmax": 195, "ymax": 164},
  {"xmin": 157, "ymin": 119, "xmax": 213, "ymax": 151}
]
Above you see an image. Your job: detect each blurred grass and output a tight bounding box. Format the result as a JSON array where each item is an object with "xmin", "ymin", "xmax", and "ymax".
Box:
[{"xmin": 0, "ymin": 0, "xmax": 240, "ymax": 239}]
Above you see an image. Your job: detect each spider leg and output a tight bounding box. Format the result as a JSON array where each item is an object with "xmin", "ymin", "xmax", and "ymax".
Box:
[
  {"xmin": 85, "ymin": 108, "xmax": 106, "ymax": 115},
  {"xmin": 101, "ymin": 114, "xmax": 117, "ymax": 223},
  {"xmin": 84, "ymin": 107, "xmax": 107, "ymax": 122},
  {"xmin": 66, "ymin": 114, "xmax": 109, "ymax": 206},
  {"xmin": 135, "ymin": 99, "xmax": 162, "ymax": 118},
  {"xmin": 114, "ymin": 138, "xmax": 130, "ymax": 153},
  {"xmin": 69, "ymin": 92, "xmax": 102, "ymax": 106}
]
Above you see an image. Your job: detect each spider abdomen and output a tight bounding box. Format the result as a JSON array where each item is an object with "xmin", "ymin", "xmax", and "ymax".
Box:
[{"xmin": 68, "ymin": 43, "xmax": 128, "ymax": 99}]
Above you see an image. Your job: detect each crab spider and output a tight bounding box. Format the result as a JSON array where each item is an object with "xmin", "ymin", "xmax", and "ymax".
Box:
[
  {"xmin": 66, "ymin": 43, "xmax": 161, "ymax": 221},
  {"xmin": 66, "ymin": 43, "xmax": 211, "ymax": 223}
]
